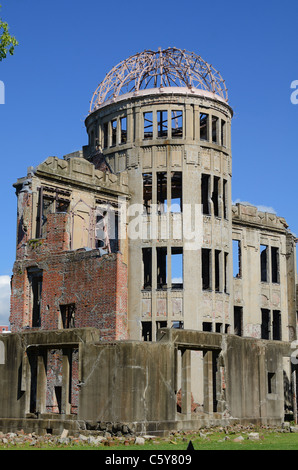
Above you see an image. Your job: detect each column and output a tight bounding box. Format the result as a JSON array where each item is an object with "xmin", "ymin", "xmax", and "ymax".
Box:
[{"xmin": 181, "ymin": 348, "xmax": 191, "ymax": 417}]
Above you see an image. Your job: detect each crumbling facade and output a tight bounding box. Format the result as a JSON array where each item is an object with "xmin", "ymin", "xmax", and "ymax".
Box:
[{"xmin": 0, "ymin": 48, "xmax": 297, "ymax": 435}]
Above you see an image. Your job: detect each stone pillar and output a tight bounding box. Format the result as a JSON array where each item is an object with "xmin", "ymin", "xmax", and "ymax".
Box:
[
  {"xmin": 181, "ymin": 348, "xmax": 191, "ymax": 417},
  {"xmin": 203, "ymin": 350, "xmax": 213, "ymax": 413},
  {"xmin": 62, "ymin": 350, "xmax": 71, "ymax": 415},
  {"xmin": 36, "ymin": 351, "xmax": 47, "ymax": 414}
]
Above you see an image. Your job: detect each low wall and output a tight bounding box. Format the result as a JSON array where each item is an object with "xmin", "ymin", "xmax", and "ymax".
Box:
[{"xmin": 0, "ymin": 328, "xmax": 291, "ymax": 435}]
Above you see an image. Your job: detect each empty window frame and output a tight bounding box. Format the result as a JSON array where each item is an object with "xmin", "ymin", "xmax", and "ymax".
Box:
[
  {"xmin": 142, "ymin": 322, "xmax": 152, "ymax": 341},
  {"xmin": 201, "ymin": 174, "xmax": 211, "ymax": 215},
  {"xmin": 111, "ymin": 119, "xmax": 117, "ymax": 146},
  {"xmin": 212, "ymin": 176, "xmax": 220, "ymax": 217},
  {"xmin": 272, "ymin": 310, "xmax": 281, "ymax": 340},
  {"xmin": 215, "ymin": 250, "xmax": 221, "ymax": 292},
  {"xmin": 142, "ymin": 248, "xmax": 152, "ymax": 289},
  {"xmin": 202, "ymin": 248, "xmax": 211, "ymax": 290},
  {"xmin": 143, "ymin": 173, "xmax": 152, "ymax": 214},
  {"xmin": 103, "ymin": 122, "xmax": 109, "ymax": 148},
  {"xmin": 60, "ymin": 304, "xmax": 75, "ymax": 329},
  {"xmin": 157, "ymin": 110, "xmax": 168, "ymax": 138},
  {"xmin": 234, "ymin": 306, "xmax": 243, "ymax": 336},
  {"xmin": 36, "ymin": 186, "xmax": 70, "ymax": 238},
  {"xmin": 157, "ymin": 172, "xmax": 167, "ymax": 214},
  {"xmin": 260, "ymin": 245, "xmax": 268, "ymax": 282},
  {"xmin": 203, "ymin": 322, "xmax": 212, "ymax": 332},
  {"xmin": 171, "ymin": 110, "xmax": 183, "ymax": 138},
  {"xmin": 109, "ymin": 212, "xmax": 119, "ymax": 253},
  {"xmin": 233, "ymin": 240, "xmax": 242, "ymax": 278},
  {"xmin": 89, "ymin": 130, "xmax": 95, "ymax": 147},
  {"xmin": 268, "ymin": 372, "xmax": 276, "ymax": 394},
  {"xmin": 95, "ymin": 206, "xmax": 119, "ymax": 254},
  {"xmin": 28, "ymin": 268, "xmax": 43, "ymax": 328},
  {"xmin": 156, "ymin": 321, "xmax": 167, "ymax": 340},
  {"xmin": 157, "ymin": 247, "xmax": 167, "ymax": 289},
  {"xmin": 171, "ymin": 247, "xmax": 183, "ymax": 289},
  {"xmin": 200, "ymin": 113, "xmax": 208, "ymax": 141},
  {"xmin": 172, "ymin": 321, "xmax": 184, "ymax": 329},
  {"xmin": 171, "ymin": 172, "xmax": 182, "ymax": 212},
  {"xmin": 271, "ymin": 247, "xmax": 279, "ymax": 283},
  {"xmin": 261, "ymin": 309, "xmax": 270, "ymax": 340},
  {"xmin": 221, "ymin": 120, "xmax": 226, "ymax": 147},
  {"xmin": 224, "ymin": 252, "xmax": 229, "ymax": 293},
  {"xmin": 120, "ymin": 116, "xmax": 127, "ymax": 144},
  {"xmin": 212, "ymin": 116, "xmax": 219, "ymax": 144},
  {"xmin": 223, "ymin": 179, "xmax": 228, "ymax": 219},
  {"xmin": 143, "ymin": 112, "xmax": 153, "ymax": 139}
]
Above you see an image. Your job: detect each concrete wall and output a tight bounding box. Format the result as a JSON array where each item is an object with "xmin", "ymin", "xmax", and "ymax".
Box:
[{"xmin": 0, "ymin": 328, "xmax": 290, "ymax": 435}]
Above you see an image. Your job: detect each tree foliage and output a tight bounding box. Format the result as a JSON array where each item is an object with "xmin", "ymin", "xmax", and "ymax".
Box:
[{"xmin": 0, "ymin": 5, "xmax": 18, "ymax": 61}]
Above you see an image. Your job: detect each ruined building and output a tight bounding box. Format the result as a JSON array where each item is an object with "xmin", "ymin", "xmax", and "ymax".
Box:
[{"xmin": 0, "ymin": 48, "xmax": 297, "ymax": 435}]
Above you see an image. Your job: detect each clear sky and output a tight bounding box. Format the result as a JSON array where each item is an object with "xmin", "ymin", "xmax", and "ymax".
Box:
[{"xmin": 0, "ymin": 0, "xmax": 298, "ymax": 326}]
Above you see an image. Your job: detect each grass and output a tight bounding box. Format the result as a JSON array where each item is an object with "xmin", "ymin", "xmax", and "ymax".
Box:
[{"xmin": 3, "ymin": 428, "xmax": 298, "ymax": 450}]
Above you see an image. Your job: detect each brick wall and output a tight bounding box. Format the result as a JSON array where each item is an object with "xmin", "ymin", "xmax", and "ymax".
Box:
[{"xmin": 10, "ymin": 212, "xmax": 128, "ymax": 341}]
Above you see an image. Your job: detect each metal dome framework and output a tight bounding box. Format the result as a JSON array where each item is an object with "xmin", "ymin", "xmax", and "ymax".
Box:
[{"xmin": 89, "ymin": 47, "xmax": 228, "ymax": 112}]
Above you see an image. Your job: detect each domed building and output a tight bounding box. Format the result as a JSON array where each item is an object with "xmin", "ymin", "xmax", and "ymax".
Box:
[{"xmin": 0, "ymin": 48, "xmax": 297, "ymax": 435}]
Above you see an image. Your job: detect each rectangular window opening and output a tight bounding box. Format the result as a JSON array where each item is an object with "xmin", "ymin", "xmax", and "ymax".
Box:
[
  {"xmin": 120, "ymin": 116, "xmax": 127, "ymax": 144},
  {"xmin": 156, "ymin": 321, "xmax": 167, "ymax": 340},
  {"xmin": 271, "ymin": 247, "xmax": 279, "ymax": 283},
  {"xmin": 215, "ymin": 250, "xmax": 221, "ymax": 292},
  {"xmin": 212, "ymin": 116, "xmax": 219, "ymax": 144},
  {"xmin": 171, "ymin": 171, "xmax": 182, "ymax": 212},
  {"xmin": 212, "ymin": 176, "xmax": 220, "ymax": 217},
  {"xmin": 103, "ymin": 122, "xmax": 108, "ymax": 148},
  {"xmin": 142, "ymin": 248, "xmax": 152, "ymax": 289},
  {"xmin": 233, "ymin": 240, "xmax": 241, "ymax": 278},
  {"xmin": 260, "ymin": 245, "xmax": 268, "ymax": 282},
  {"xmin": 30, "ymin": 270, "xmax": 43, "ymax": 328},
  {"xmin": 221, "ymin": 120, "xmax": 226, "ymax": 146},
  {"xmin": 143, "ymin": 173, "xmax": 152, "ymax": 215},
  {"xmin": 60, "ymin": 304, "xmax": 75, "ymax": 329},
  {"xmin": 172, "ymin": 321, "xmax": 184, "ymax": 329},
  {"xmin": 268, "ymin": 372, "xmax": 276, "ymax": 394},
  {"xmin": 171, "ymin": 110, "xmax": 183, "ymax": 138},
  {"xmin": 95, "ymin": 207, "xmax": 119, "ymax": 254},
  {"xmin": 36, "ymin": 187, "xmax": 71, "ymax": 238},
  {"xmin": 157, "ymin": 110, "xmax": 168, "ymax": 138},
  {"xmin": 224, "ymin": 252, "xmax": 228, "ymax": 293},
  {"xmin": 234, "ymin": 306, "xmax": 243, "ymax": 336},
  {"xmin": 157, "ymin": 172, "xmax": 167, "ymax": 214},
  {"xmin": 157, "ymin": 247, "xmax": 167, "ymax": 289},
  {"xmin": 201, "ymin": 174, "xmax": 210, "ymax": 215},
  {"xmin": 171, "ymin": 247, "xmax": 183, "ymax": 289},
  {"xmin": 261, "ymin": 308, "xmax": 270, "ymax": 340},
  {"xmin": 202, "ymin": 248, "xmax": 211, "ymax": 290},
  {"xmin": 223, "ymin": 179, "xmax": 228, "ymax": 219},
  {"xmin": 142, "ymin": 322, "xmax": 152, "ymax": 341},
  {"xmin": 143, "ymin": 112, "xmax": 153, "ymax": 139},
  {"xmin": 111, "ymin": 119, "xmax": 117, "ymax": 146},
  {"xmin": 273, "ymin": 310, "xmax": 281, "ymax": 340},
  {"xmin": 203, "ymin": 322, "xmax": 212, "ymax": 332},
  {"xmin": 200, "ymin": 113, "xmax": 208, "ymax": 141}
]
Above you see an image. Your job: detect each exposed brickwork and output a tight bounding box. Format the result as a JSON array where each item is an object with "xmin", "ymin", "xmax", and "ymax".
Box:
[{"xmin": 10, "ymin": 212, "xmax": 128, "ymax": 341}]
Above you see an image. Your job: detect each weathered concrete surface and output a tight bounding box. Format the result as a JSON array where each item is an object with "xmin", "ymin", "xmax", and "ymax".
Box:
[{"xmin": 0, "ymin": 328, "xmax": 291, "ymax": 435}]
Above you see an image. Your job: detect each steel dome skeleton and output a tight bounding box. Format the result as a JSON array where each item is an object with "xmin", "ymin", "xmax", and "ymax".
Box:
[{"xmin": 89, "ymin": 47, "xmax": 228, "ymax": 112}]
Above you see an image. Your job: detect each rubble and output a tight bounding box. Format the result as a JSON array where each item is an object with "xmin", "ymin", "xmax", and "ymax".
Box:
[{"xmin": 0, "ymin": 423, "xmax": 292, "ymax": 448}]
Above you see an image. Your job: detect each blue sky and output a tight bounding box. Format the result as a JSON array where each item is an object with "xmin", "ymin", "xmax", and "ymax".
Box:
[{"xmin": 0, "ymin": 0, "xmax": 298, "ymax": 325}]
